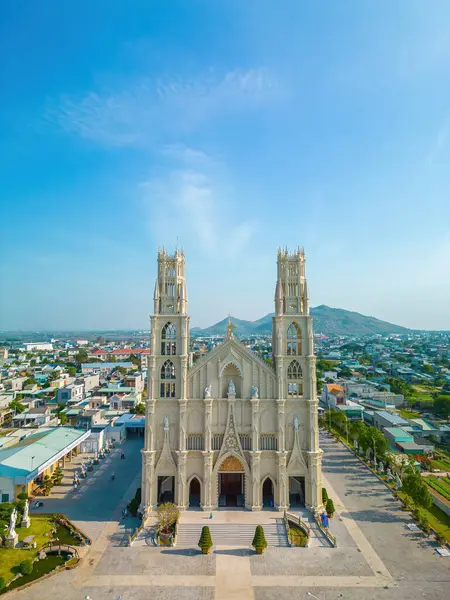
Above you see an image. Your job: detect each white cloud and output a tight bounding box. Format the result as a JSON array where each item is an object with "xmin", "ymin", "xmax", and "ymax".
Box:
[
  {"xmin": 140, "ymin": 145, "xmax": 255, "ymax": 258},
  {"xmin": 45, "ymin": 68, "xmax": 279, "ymax": 147}
]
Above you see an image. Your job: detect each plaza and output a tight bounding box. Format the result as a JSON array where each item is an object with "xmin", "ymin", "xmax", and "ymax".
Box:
[{"xmin": 7, "ymin": 431, "xmax": 449, "ymax": 600}]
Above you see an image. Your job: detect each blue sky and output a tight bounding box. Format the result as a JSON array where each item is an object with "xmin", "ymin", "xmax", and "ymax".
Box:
[{"xmin": 1, "ymin": 1, "xmax": 449, "ymax": 331}]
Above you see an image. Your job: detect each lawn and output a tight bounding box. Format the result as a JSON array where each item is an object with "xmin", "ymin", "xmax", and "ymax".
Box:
[
  {"xmin": 1, "ymin": 554, "xmax": 67, "ymax": 594},
  {"xmin": 288, "ymin": 524, "xmax": 308, "ymax": 547},
  {"xmin": 399, "ymin": 409, "xmax": 421, "ymax": 419}
]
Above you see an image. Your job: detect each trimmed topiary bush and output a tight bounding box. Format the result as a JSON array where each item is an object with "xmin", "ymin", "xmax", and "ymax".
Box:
[
  {"xmin": 326, "ymin": 498, "xmax": 335, "ymax": 518},
  {"xmin": 322, "ymin": 487, "xmax": 328, "ymax": 503},
  {"xmin": 198, "ymin": 526, "xmax": 213, "ymax": 554},
  {"xmin": 252, "ymin": 525, "xmax": 268, "ymax": 554},
  {"xmin": 129, "ymin": 498, "xmax": 139, "ymax": 517},
  {"xmin": 19, "ymin": 560, "xmax": 33, "ymax": 575},
  {"xmin": 135, "ymin": 487, "xmax": 142, "ymax": 505}
]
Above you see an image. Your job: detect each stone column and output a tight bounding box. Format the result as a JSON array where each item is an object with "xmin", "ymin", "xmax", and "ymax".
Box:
[
  {"xmin": 305, "ymin": 449, "xmax": 322, "ymax": 511},
  {"xmin": 179, "ymin": 399, "xmax": 187, "ymax": 451},
  {"xmin": 176, "ymin": 451, "xmax": 188, "ymax": 509},
  {"xmin": 277, "ymin": 400, "xmax": 286, "ymax": 452},
  {"xmin": 145, "ymin": 401, "xmax": 155, "ymax": 451},
  {"xmin": 204, "ymin": 398, "xmax": 212, "ymax": 452},
  {"xmin": 250, "ymin": 398, "xmax": 259, "ymax": 452},
  {"xmin": 250, "ymin": 452, "xmax": 261, "ymax": 510},
  {"xmin": 202, "ymin": 452, "xmax": 214, "ymax": 511},
  {"xmin": 141, "ymin": 450, "xmax": 156, "ymax": 512},
  {"xmin": 276, "ymin": 451, "xmax": 289, "ymax": 510}
]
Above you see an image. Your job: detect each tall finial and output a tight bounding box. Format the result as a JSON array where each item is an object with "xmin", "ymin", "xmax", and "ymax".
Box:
[{"xmin": 227, "ymin": 315, "xmax": 236, "ymax": 339}]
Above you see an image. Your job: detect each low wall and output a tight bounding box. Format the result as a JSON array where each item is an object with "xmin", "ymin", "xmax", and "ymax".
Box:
[{"xmin": 430, "ymin": 491, "xmax": 450, "ymax": 517}]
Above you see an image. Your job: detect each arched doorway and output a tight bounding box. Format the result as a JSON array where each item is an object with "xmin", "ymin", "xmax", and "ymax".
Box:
[
  {"xmin": 262, "ymin": 477, "xmax": 274, "ymax": 508},
  {"xmin": 218, "ymin": 456, "xmax": 245, "ymax": 507},
  {"xmin": 289, "ymin": 476, "xmax": 305, "ymax": 507},
  {"xmin": 189, "ymin": 477, "xmax": 201, "ymax": 508}
]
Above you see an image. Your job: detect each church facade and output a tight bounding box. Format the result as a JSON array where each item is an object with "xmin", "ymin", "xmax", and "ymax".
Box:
[{"xmin": 141, "ymin": 247, "xmax": 322, "ymax": 513}]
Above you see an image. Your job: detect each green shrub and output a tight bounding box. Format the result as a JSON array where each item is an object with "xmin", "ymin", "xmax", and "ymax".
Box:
[
  {"xmin": 19, "ymin": 560, "xmax": 33, "ymax": 575},
  {"xmin": 135, "ymin": 487, "xmax": 142, "ymax": 504},
  {"xmin": 252, "ymin": 525, "xmax": 268, "ymax": 552},
  {"xmin": 326, "ymin": 498, "xmax": 335, "ymax": 517},
  {"xmin": 435, "ymin": 532, "xmax": 447, "ymax": 546},
  {"xmin": 198, "ymin": 526, "xmax": 213, "ymax": 553},
  {"xmin": 322, "ymin": 487, "xmax": 328, "ymax": 503},
  {"xmin": 0, "ymin": 577, "xmax": 6, "ymax": 590},
  {"xmin": 129, "ymin": 498, "xmax": 139, "ymax": 517},
  {"xmin": 17, "ymin": 492, "xmax": 29, "ymax": 500},
  {"xmin": 419, "ymin": 517, "xmax": 431, "ymax": 535},
  {"xmin": 412, "ymin": 508, "xmax": 421, "ymax": 521}
]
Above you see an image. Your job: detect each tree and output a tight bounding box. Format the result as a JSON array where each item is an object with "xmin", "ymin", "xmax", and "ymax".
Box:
[
  {"xmin": 252, "ymin": 525, "xmax": 268, "ymax": 554},
  {"xmin": 131, "ymin": 403, "xmax": 145, "ymax": 415},
  {"xmin": 198, "ymin": 526, "xmax": 213, "ymax": 554},
  {"xmin": 74, "ymin": 349, "xmax": 89, "ymax": 364},
  {"xmin": 59, "ymin": 412, "xmax": 68, "ymax": 425},
  {"xmin": 385, "ymin": 377, "xmax": 413, "ymax": 397},
  {"xmin": 129, "ymin": 498, "xmax": 139, "ymax": 516},
  {"xmin": 338, "ymin": 367, "xmax": 352, "ymax": 378},
  {"xmin": 402, "ymin": 471, "xmax": 432, "ymax": 509},
  {"xmin": 156, "ymin": 502, "xmax": 180, "ymax": 533},
  {"xmin": 114, "ymin": 366, "xmax": 127, "ymax": 375},
  {"xmin": 52, "ymin": 466, "xmax": 64, "ymax": 486},
  {"xmin": 66, "ymin": 366, "xmax": 77, "ymax": 377},
  {"xmin": 9, "ymin": 398, "xmax": 25, "ymax": 414},
  {"xmin": 23, "ymin": 377, "xmax": 37, "ymax": 387},
  {"xmin": 433, "ymin": 395, "xmax": 450, "ymax": 419},
  {"xmin": 322, "ymin": 487, "xmax": 328, "ymax": 503},
  {"xmin": 350, "ymin": 420, "xmax": 366, "ymax": 445},
  {"xmin": 326, "ymin": 499, "xmax": 335, "ymax": 517},
  {"xmin": 129, "ymin": 354, "xmax": 142, "ymax": 367},
  {"xmin": 42, "ymin": 475, "xmax": 53, "ymax": 496},
  {"xmin": 421, "ymin": 364, "xmax": 435, "ymax": 375},
  {"xmin": 19, "ymin": 560, "xmax": 33, "ymax": 575}
]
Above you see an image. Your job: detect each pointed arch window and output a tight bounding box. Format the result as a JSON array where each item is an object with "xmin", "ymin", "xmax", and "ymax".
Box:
[
  {"xmin": 287, "ymin": 359, "xmax": 303, "ymax": 397},
  {"xmin": 287, "ymin": 322, "xmax": 302, "ymax": 356},
  {"xmin": 161, "ymin": 322, "xmax": 176, "ymax": 355},
  {"xmin": 160, "ymin": 360, "xmax": 176, "ymax": 398}
]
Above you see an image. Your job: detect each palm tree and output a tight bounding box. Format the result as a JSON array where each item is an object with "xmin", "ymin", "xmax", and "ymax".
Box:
[{"xmin": 9, "ymin": 399, "xmax": 25, "ymax": 415}]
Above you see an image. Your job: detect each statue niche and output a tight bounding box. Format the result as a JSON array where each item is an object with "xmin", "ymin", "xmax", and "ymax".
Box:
[{"xmin": 222, "ymin": 363, "xmax": 242, "ymax": 398}]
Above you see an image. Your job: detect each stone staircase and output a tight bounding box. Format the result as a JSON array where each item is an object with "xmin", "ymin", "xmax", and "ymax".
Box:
[{"xmin": 176, "ymin": 519, "xmax": 289, "ymax": 548}]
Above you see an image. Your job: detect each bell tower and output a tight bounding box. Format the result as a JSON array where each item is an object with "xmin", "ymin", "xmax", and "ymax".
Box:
[
  {"xmin": 142, "ymin": 247, "xmax": 190, "ymax": 513},
  {"xmin": 272, "ymin": 247, "xmax": 322, "ymax": 511}
]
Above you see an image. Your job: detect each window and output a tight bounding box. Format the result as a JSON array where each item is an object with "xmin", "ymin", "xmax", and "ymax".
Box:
[
  {"xmin": 260, "ymin": 434, "xmax": 277, "ymax": 451},
  {"xmin": 212, "ymin": 434, "xmax": 223, "ymax": 450},
  {"xmin": 2, "ymin": 493, "xmax": 9, "ymax": 503},
  {"xmin": 187, "ymin": 434, "xmax": 204, "ymax": 450},
  {"xmin": 287, "ymin": 360, "xmax": 302, "ymax": 396},
  {"xmin": 239, "ymin": 434, "xmax": 252, "ymax": 451},
  {"xmin": 161, "ymin": 322, "xmax": 176, "ymax": 355},
  {"xmin": 287, "ymin": 323, "xmax": 302, "ymax": 355},
  {"xmin": 161, "ymin": 360, "xmax": 176, "ymax": 380},
  {"xmin": 160, "ymin": 360, "xmax": 176, "ymax": 398}
]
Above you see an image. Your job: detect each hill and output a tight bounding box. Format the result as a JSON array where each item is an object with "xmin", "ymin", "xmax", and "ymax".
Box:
[{"xmin": 191, "ymin": 305, "xmax": 410, "ymax": 337}]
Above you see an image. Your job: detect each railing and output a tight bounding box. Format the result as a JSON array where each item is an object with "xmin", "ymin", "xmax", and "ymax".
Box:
[
  {"xmin": 129, "ymin": 523, "xmax": 144, "ymax": 545},
  {"xmin": 42, "ymin": 543, "xmax": 79, "ymax": 558},
  {"xmin": 313, "ymin": 512, "xmax": 337, "ymax": 547},
  {"xmin": 283, "ymin": 511, "xmax": 311, "ymax": 547}
]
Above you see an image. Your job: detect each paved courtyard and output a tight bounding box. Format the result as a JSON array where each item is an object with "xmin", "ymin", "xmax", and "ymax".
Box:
[{"xmin": 10, "ymin": 431, "xmax": 450, "ymax": 600}]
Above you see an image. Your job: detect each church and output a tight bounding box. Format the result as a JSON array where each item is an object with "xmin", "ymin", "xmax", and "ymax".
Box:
[{"xmin": 141, "ymin": 247, "xmax": 323, "ymax": 513}]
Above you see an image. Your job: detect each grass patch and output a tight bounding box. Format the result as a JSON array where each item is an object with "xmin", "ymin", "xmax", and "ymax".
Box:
[
  {"xmin": 425, "ymin": 478, "xmax": 450, "ymax": 502},
  {"xmin": 288, "ymin": 524, "xmax": 308, "ymax": 547},
  {"xmin": 397, "ymin": 491, "xmax": 450, "ymax": 544},
  {"xmin": 1, "ymin": 554, "xmax": 67, "ymax": 594},
  {"xmin": 430, "ymin": 458, "xmax": 450, "ymax": 472},
  {"xmin": 399, "ymin": 409, "xmax": 421, "ymax": 419}
]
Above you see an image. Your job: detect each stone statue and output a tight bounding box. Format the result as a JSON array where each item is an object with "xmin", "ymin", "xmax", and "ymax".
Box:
[
  {"xmin": 294, "ymin": 416, "xmax": 299, "ymax": 431},
  {"xmin": 386, "ymin": 468, "xmax": 392, "ymax": 481},
  {"xmin": 8, "ymin": 508, "xmax": 17, "ymax": 537},
  {"xmin": 228, "ymin": 380, "xmax": 235, "ymax": 394},
  {"xmin": 163, "ymin": 416, "xmax": 169, "ymax": 431},
  {"xmin": 251, "ymin": 385, "xmax": 259, "ymax": 399},
  {"xmin": 204, "ymin": 383, "xmax": 212, "ymax": 398},
  {"xmin": 378, "ymin": 461, "xmax": 384, "ymax": 473},
  {"xmin": 396, "ymin": 475, "xmax": 402, "ymax": 489},
  {"xmin": 23, "ymin": 499, "xmax": 29, "ymax": 521}
]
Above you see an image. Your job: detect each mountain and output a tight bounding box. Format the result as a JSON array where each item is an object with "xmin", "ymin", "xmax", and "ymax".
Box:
[{"xmin": 191, "ymin": 305, "xmax": 410, "ymax": 337}]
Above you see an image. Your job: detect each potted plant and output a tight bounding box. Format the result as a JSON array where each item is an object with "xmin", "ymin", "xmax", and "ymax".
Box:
[
  {"xmin": 252, "ymin": 525, "xmax": 268, "ymax": 555},
  {"xmin": 322, "ymin": 487, "xmax": 328, "ymax": 504},
  {"xmin": 156, "ymin": 502, "xmax": 180, "ymax": 543},
  {"xmin": 198, "ymin": 526, "xmax": 213, "ymax": 555},
  {"xmin": 325, "ymin": 499, "xmax": 335, "ymax": 518}
]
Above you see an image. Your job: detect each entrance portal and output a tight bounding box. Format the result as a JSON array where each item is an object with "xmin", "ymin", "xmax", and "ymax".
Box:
[
  {"xmin": 289, "ymin": 476, "xmax": 305, "ymax": 507},
  {"xmin": 189, "ymin": 477, "xmax": 201, "ymax": 508},
  {"xmin": 157, "ymin": 476, "xmax": 174, "ymax": 504},
  {"xmin": 262, "ymin": 477, "xmax": 275, "ymax": 508},
  {"xmin": 219, "ymin": 473, "xmax": 244, "ymax": 507}
]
